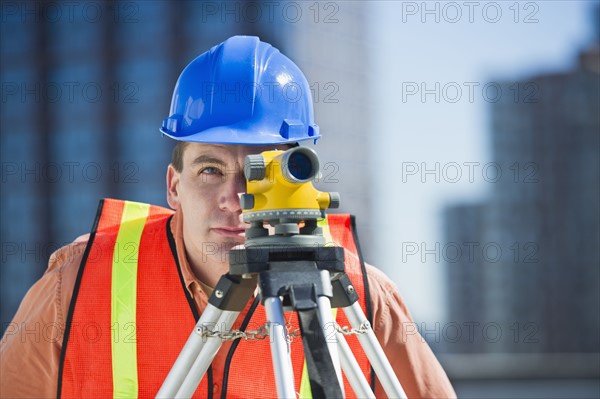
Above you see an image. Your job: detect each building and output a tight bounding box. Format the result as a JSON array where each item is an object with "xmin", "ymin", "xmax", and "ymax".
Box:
[
  {"xmin": 444, "ymin": 44, "xmax": 599, "ymax": 371},
  {"xmin": 0, "ymin": 1, "xmax": 374, "ymax": 334}
]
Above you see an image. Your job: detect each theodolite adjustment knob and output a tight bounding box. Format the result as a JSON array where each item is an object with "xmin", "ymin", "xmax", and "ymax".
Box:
[
  {"xmin": 244, "ymin": 155, "xmax": 266, "ymax": 181},
  {"xmin": 329, "ymin": 192, "xmax": 340, "ymax": 209},
  {"xmin": 240, "ymin": 194, "xmax": 255, "ymax": 210}
]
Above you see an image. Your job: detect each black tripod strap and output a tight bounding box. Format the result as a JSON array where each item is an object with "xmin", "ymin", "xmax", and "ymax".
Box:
[{"xmin": 297, "ymin": 309, "xmax": 343, "ymax": 398}]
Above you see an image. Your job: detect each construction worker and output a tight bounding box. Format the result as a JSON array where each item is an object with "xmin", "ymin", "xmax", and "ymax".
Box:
[{"xmin": 0, "ymin": 36, "xmax": 456, "ymax": 398}]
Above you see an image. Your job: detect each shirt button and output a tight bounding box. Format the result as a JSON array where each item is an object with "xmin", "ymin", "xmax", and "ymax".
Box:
[{"xmin": 213, "ymin": 383, "xmax": 219, "ymax": 394}]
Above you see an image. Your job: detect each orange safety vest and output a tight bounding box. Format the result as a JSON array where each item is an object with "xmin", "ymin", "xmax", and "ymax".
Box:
[{"xmin": 58, "ymin": 199, "xmax": 373, "ymax": 398}]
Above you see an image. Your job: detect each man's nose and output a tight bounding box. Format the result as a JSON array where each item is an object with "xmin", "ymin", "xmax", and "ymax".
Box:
[{"xmin": 220, "ymin": 173, "xmax": 246, "ymax": 212}]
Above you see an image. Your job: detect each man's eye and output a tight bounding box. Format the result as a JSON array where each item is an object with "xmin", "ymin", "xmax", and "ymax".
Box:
[{"xmin": 199, "ymin": 166, "xmax": 221, "ymax": 176}]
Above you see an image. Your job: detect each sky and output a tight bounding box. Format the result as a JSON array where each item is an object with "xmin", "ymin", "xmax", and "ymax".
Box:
[{"xmin": 368, "ymin": 0, "xmax": 598, "ymax": 323}]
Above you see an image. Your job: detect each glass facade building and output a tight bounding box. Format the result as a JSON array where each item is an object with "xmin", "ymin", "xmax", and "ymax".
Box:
[
  {"xmin": 444, "ymin": 47, "xmax": 600, "ymax": 375},
  {"xmin": 1, "ymin": 1, "xmax": 375, "ymax": 334},
  {"xmin": 1, "ymin": 1, "xmax": 240, "ymax": 331}
]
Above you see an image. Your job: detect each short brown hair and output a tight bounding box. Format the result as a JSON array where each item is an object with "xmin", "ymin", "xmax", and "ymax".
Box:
[{"xmin": 170, "ymin": 141, "xmax": 189, "ymax": 172}]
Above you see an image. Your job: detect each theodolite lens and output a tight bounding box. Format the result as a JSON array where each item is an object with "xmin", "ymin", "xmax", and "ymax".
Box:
[
  {"xmin": 289, "ymin": 152, "xmax": 312, "ymax": 180},
  {"xmin": 281, "ymin": 147, "xmax": 319, "ymax": 183}
]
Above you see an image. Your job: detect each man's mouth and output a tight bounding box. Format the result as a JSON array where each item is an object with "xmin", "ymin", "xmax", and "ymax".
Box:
[{"xmin": 211, "ymin": 227, "xmax": 246, "ymax": 237}]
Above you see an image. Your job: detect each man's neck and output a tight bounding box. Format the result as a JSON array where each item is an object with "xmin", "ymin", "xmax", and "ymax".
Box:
[{"xmin": 185, "ymin": 247, "xmax": 228, "ymax": 289}]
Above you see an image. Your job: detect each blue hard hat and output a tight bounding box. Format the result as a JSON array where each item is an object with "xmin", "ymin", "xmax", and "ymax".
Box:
[{"xmin": 160, "ymin": 36, "xmax": 320, "ymax": 145}]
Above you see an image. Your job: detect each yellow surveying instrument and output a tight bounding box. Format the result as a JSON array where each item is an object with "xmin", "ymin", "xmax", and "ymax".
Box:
[
  {"xmin": 240, "ymin": 146, "xmax": 339, "ymax": 246},
  {"xmin": 242, "ymin": 147, "xmax": 338, "ymax": 220}
]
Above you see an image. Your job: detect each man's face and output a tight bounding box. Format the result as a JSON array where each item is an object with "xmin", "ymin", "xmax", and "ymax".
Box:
[{"xmin": 166, "ymin": 143, "xmax": 286, "ymax": 284}]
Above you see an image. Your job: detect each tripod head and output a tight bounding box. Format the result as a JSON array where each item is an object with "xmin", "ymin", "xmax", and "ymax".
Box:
[{"xmin": 240, "ymin": 147, "xmax": 340, "ymax": 247}]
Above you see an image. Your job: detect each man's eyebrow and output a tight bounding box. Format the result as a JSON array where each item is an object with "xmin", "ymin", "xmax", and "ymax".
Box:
[{"xmin": 190, "ymin": 155, "xmax": 227, "ymax": 167}]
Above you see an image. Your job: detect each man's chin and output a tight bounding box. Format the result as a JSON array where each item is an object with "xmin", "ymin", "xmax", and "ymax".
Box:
[{"xmin": 221, "ymin": 239, "xmax": 245, "ymax": 253}]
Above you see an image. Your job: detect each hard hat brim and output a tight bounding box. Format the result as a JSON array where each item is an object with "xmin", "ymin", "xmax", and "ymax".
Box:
[{"xmin": 160, "ymin": 124, "xmax": 320, "ymax": 146}]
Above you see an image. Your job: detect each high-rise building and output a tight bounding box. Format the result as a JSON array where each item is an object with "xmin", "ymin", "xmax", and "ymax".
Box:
[
  {"xmin": 263, "ymin": 2, "xmax": 375, "ymax": 260},
  {"xmin": 443, "ymin": 204, "xmax": 488, "ymax": 353},
  {"xmin": 1, "ymin": 1, "xmax": 246, "ymax": 333},
  {"xmin": 1, "ymin": 1, "xmax": 375, "ymax": 334},
  {"xmin": 444, "ymin": 45, "xmax": 600, "ymax": 361}
]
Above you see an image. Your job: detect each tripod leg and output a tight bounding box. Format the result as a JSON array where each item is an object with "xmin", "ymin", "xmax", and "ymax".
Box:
[
  {"xmin": 158, "ymin": 271, "xmax": 257, "ymax": 397},
  {"xmin": 264, "ymin": 297, "xmax": 297, "ymax": 399},
  {"xmin": 175, "ymin": 310, "xmax": 239, "ymax": 397},
  {"xmin": 344, "ymin": 302, "xmax": 408, "ymax": 399},
  {"xmin": 336, "ymin": 331, "xmax": 376, "ymax": 398},
  {"xmin": 317, "ymin": 296, "xmax": 344, "ymax": 396},
  {"xmin": 157, "ymin": 304, "xmax": 224, "ymax": 398}
]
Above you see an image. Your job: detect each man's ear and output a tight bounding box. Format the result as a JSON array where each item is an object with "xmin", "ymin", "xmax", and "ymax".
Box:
[{"xmin": 166, "ymin": 164, "xmax": 180, "ymax": 209}]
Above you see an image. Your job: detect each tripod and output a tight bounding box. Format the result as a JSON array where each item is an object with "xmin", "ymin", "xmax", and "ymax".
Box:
[{"xmin": 156, "ymin": 218, "xmax": 408, "ymax": 398}]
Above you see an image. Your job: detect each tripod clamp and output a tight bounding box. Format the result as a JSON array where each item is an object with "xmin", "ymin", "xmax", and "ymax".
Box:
[{"xmin": 230, "ymin": 244, "xmax": 347, "ymax": 398}]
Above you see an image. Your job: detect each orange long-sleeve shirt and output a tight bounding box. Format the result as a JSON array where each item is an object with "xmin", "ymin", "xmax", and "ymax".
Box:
[{"xmin": 0, "ymin": 209, "xmax": 456, "ymax": 398}]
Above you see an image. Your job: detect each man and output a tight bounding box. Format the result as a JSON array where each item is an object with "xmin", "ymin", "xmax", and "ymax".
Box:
[{"xmin": 1, "ymin": 36, "xmax": 456, "ymax": 398}]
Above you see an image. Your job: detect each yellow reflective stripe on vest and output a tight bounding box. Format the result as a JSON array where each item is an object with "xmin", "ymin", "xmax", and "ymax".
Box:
[
  {"xmin": 299, "ymin": 361, "xmax": 312, "ymax": 398},
  {"xmin": 111, "ymin": 201, "xmax": 150, "ymax": 398},
  {"xmin": 298, "ymin": 217, "xmax": 338, "ymax": 398},
  {"xmin": 318, "ymin": 217, "xmax": 334, "ymax": 247}
]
